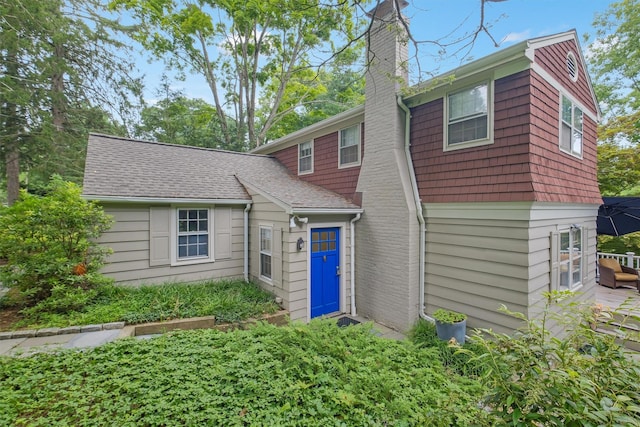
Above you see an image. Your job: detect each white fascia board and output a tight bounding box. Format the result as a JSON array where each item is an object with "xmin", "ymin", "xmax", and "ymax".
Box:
[
  {"xmin": 403, "ymin": 31, "xmax": 580, "ymax": 109},
  {"xmin": 82, "ymin": 195, "xmax": 251, "ymax": 205},
  {"xmin": 251, "ymin": 105, "xmax": 365, "ymax": 154},
  {"xmin": 291, "ymin": 208, "xmax": 364, "ymax": 215}
]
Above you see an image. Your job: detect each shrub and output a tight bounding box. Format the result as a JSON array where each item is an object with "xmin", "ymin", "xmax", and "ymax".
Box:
[
  {"xmin": 0, "ymin": 176, "xmax": 113, "ymax": 311},
  {"xmin": 469, "ymin": 291, "xmax": 640, "ymax": 426}
]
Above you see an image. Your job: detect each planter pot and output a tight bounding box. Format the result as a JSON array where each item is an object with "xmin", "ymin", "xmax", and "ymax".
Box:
[{"xmin": 435, "ymin": 319, "xmax": 466, "ymax": 345}]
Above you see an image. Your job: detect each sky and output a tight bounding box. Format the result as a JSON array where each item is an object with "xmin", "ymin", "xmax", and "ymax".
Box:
[{"xmin": 135, "ymin": 0, "xmax": 615, "ymax": 103}]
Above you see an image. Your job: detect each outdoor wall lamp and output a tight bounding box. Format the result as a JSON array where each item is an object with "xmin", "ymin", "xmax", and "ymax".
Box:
[{"xmin": 296, "ymin": 237, "xmax": 305, "ymax": 251}]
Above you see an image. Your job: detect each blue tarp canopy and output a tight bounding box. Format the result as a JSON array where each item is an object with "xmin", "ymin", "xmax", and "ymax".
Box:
[{"xmin": 597, "ymin": 197, "xmax": 640, "ymax": 236}]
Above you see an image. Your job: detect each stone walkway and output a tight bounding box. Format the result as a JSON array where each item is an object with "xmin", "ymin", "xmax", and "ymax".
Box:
[{"xmin": 0, "ymin": 313, "xmax": 405, "ymax": 357}]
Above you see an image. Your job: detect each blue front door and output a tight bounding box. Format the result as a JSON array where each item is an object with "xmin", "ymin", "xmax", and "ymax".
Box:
[{"xmin": 310, "ymin": 228, "xmax": 340, "ymax": 318}]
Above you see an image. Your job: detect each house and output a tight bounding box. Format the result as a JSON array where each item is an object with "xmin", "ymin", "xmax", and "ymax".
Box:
[{"xmin": 82, "ymin": 1, "xmax": 601, "ymax": 332}]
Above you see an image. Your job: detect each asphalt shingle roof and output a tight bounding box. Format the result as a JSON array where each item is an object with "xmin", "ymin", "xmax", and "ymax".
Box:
[{"xmin": 83, "ymin": 134, "xmax": 360, "ymax": 211}]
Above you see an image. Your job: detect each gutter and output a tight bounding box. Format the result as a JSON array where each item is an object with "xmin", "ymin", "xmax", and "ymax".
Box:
[
  {"xmin": 244, "ymin": 203, "xmax": 252, "ymax": 282},
  {"xmin": 349, "ymin": 213, "xmax": 362, "ymax": 316},
  {"xmin": 397, "ymin": 95, "xmax": 433, "ymax": 322}
]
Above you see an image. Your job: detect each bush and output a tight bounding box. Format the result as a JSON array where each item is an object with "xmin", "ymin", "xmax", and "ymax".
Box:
[
  {"xmin": 469, "ymin": 291, "xmax": 640, "ymax": 426},
  {"xmin": 0, "ymin": 176, "xmax": 113, "ymax": 312}
]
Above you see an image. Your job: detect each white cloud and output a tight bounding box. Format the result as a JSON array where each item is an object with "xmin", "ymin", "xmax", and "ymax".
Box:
[{"xmin": 500, "ymin": 30, "xmax": 531, "ymax": 44}]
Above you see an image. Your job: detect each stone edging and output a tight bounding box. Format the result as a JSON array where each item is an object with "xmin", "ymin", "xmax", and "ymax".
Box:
[
  {"xmin": 0, "ymin": 310, "xmax": 290, "ymax": 341},
  {"xmin": 0, "ymin": 322, "xmax": 125, "ymax": 341}
]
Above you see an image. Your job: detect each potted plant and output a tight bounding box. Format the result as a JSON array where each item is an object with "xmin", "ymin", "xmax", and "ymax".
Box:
[{"xmin": 433, "ymin": 308, "xmax": 467, "ymax": 345}]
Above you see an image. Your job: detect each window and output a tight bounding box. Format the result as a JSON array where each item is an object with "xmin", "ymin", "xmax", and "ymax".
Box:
[
  {"xmin": 260, "ymin": 226, "xmax": 272, "ymax": 280},
  {"xmin": 560, "ymin": 95, "xmax": 583, "ymax": 157},
  {"xmin": 559, "ymin": 228, "xmax": 582, "ymax": 290},
  {"xmin": 339, "ymin": 124, "xmax": 360, "ymax": 167},
  {"xmin": 298, "ymin": 141, "xmax": 313, "ymax": 174},
  {"xmin": 447, "ymin": 83, "xmax": 489, "ymax": 147},
  {"xmin": 177, "ymin": 209, "xmax": 209, "ymax": 259}
]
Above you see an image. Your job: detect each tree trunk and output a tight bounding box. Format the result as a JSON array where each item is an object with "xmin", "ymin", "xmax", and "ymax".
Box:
[{"xmin": 6, "ymin": 144, "xmax": 20, "ymax": 205}]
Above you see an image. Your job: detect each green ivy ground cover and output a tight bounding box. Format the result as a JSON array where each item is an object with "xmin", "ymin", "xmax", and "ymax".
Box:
[
  {"xmin": 2, "ymin": 280, "xmax": 280, "ymax": 330},
  {"xmin": 0, "ymin": 321, "xmax": 492, "ymax": 426}
]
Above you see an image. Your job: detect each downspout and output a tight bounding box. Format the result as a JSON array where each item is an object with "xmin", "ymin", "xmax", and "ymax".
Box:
[
  {"xmin": 243, "ymin": 203, "xmax": 251, "ymax": 282},
  {"xmin": 350, "ymin": 213, "xmax": 362, "ymax": 316},
  {"xmin": 397, "ymin": 95, "xmax": 433, "ymax": 322}
]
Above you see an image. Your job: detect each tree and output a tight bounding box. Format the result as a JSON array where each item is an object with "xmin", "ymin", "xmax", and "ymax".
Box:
[
  {"xmin": 0, "ymin": 177, "xmax": 113, "ymax": 311},
  {"xmin": 587, "ymin": 0, "xmax": 640, "ymax": 145},
  {"xmin": 112, "ymin": 0, "xmax": 506, "ymax": 149},
  {"xmin": 0, "ymin": 0, "xmax": 142, "ymax": 204},
  {"xmin": 135, "ymin": 77, "xmax": 241, "ymax": 150},
  {"xmin": 111, "ymin": 0, "xmax": 363, "ymax": 148}
]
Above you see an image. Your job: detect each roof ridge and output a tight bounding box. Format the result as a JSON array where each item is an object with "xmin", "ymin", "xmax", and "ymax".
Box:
[{"xmin": 88, "ymin": 133, "xmax": 271, "ymax": 159}]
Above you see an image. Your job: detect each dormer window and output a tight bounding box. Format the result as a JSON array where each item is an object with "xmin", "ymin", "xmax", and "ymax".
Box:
[
  {"xmin": 298, "ymin": 141, "xmax": 313, "ymax": 174},
  {"xmin": 339, "ymin": 124, "xmax": 361, "ymax": 167},
  {"xmin": 445, "ymin": 82, "xmax": 493, "ymax": 150}
]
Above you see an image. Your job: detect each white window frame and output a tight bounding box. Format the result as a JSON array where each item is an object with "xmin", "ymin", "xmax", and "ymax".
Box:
[
  {"xmin": 444, "ymin": 81, "xmax": 494, "ymax": 151},
  {"xmin": 259, "ymin": 225, "xmax": 273, "ymax": 281},
  {"xmin": 338, "ymin": 124, "xmax": 361, "ymax": 168},
  {"xmin": 558, "ymin": 227, "xmax": 583, "ymax": 291},
  {"xmin": 171, "ymin": 207, "xmax": 213, "ymax": 266},
  {"xmin": 559, "ymin": 94, "xmax": 583, "ymax": 158},
  {"xmin": 298, "ymin": 140, "xmax": 314, "ymax": 175}
]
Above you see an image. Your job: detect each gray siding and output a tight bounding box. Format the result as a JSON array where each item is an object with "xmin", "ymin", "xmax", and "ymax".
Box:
[
  {"xmin": 247, "ymin": 191, "xmax": 353, "ymax": 322},
  {"xmin": 423, "ymin": 201, "xmax": 598, "ymax": 333},
  {"xmin": 98, "ymin": 204, "xmax": 245, "ymax": 285}
]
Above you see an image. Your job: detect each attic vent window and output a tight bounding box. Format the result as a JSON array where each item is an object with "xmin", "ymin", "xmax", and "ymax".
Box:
[{"xmin": 566, "ymin": 52, "xmax": 578, "ymax": 82}]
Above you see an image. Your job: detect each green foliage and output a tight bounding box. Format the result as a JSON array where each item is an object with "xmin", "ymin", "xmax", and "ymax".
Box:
[
  {"xmin": 0, "ymin": 321, "xmax": 492, "ymax": 426},
  {"xmin": 0, "ymin": 0, "xmax": 141, "ymax": 201},
  {"xmin": 111, "ymin": 0, "xmax": 365, "ymax": 147},
  {"xmin": 597, "ymin": 141, "xmax": 640, "ymax": 196},
  {"xmin": 432, "ymin": 308, "xmax": 467, "ymax": 324},
  {"xmin": 468, "ymin": 291, "xmax": 640, "ymax": 426},
  {"xmin": 2, "ymin": 279, "xmax": 280, "ymax": 330},
  {"xmin": 134, "ymin": 77, "xmax": 243, "ymax": 151},
  {"xmin": 0, "ymin": 177, "xmax": 113, "ymax": 310},
  {"xmin": 409, "ymin": 319, "xmax": 485, "ymax": 378},
  {"xmin": 598, "ymin": 232, "xmax": 640, "ymax": 255}
]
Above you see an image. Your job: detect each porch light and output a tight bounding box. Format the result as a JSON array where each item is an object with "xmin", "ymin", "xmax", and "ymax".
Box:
[
  {"xmin": 290, "ymin": 216, "xmax": 297, "ymax": 228},
  {"xmin": 296, "ymin": 237, "xmax": 304, "ymax": 251}
]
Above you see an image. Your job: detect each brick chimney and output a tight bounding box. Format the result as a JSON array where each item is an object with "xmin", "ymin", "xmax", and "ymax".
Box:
[{"xmin": 355, "ymin": 0, "xmax": 421, "ymax": 331}]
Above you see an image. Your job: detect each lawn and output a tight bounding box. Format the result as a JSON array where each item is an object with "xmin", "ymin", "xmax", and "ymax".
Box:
[
  {"xmin": 0, "ymin": 280, "xmax": 280, "ymax": 331},
  {"xmin": 0, "ymin": 321, "xmax": 492, "ymax": 426}
]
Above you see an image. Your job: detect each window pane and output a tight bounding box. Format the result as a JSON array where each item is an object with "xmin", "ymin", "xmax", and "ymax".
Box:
[
  {"xmin": 340, "ymin": 145, "xmax": 358, "ymax": 165},
  {"xmin": 179, "ymin": 210, "xmax": 187, "ymax": 219},
  {"xmin": 449, "ymin": 84, "xmax": 487, "ymax": 121},
  {"xmin": 199, "ymin": 220, "xmax": 207, "ymax": 231},
  {"xmin": 572, "ymin": 130, "xmax": 582, "ymax": 155},
  {"xmin": 299, "ymin": 156, "xmax": 311, "ymax": 172},
  {"xmin": 188, "ymin": 235, "xmax": 198, "ymax": 244},
  {"xmin": 179, "ymin": 246, "xmax": 187, "ymax": 258},
  {"xmin": 179, "ymin": 220, "xmax": 188, "ymax": 232},
  {"xmin": 188, "ymin": 210, "xmax": 197, "ymax": 219},
  {"xmin": 199, "ymin": 243, "xmax": 208, "ymax": 256},
  {"xmin": 449, "ymin": 116, "xmax": 487, "ymax": 144},
  {"xmin": 261, "ymin": 254, "xmax": 272, "ymax": 279},
  {"xmin": 560, "ymin": 123, "xmax": 572, "ymax": 151},
  {"xmin": 198, "ymin": 210, "xmax": 208, "ymax": 219},
  {"xmin": 340, "ymin": 125, "xmax": 358, "ymax": 148},
  {"xmin": 312, "ymin": 243, "xmax": 319, "ymax": 253},
  {"xmin": 178, "ymin": 236, "xmax": 187, "ymax": 245},
  {"xmin": 562, "ymin": 96, "xmax": 572, "ymax": 124},
  {"xmin": 573, "ymin": 107, "xmax": 583, "ymax": 131}
]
